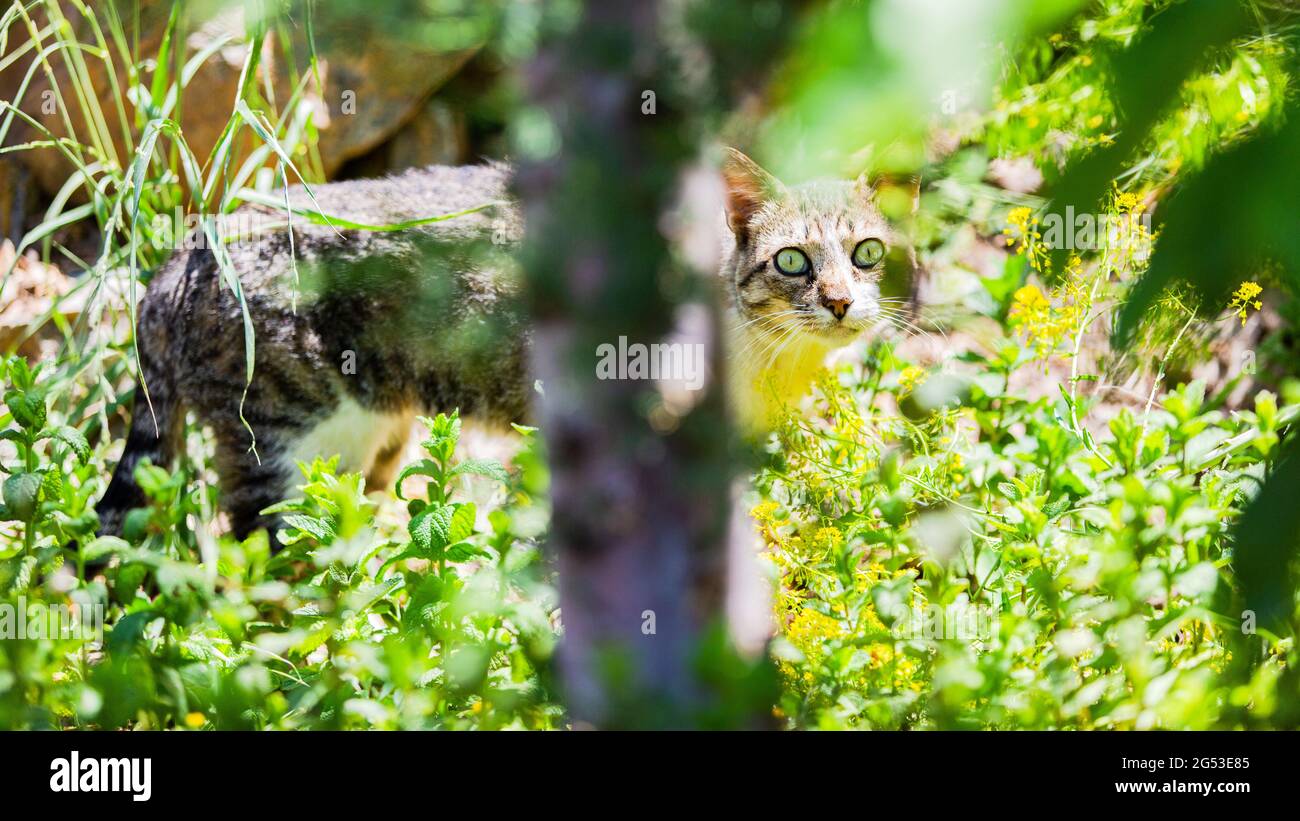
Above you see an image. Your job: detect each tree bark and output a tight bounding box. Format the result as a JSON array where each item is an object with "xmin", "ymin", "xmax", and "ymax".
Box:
[{"xmin": 515, "ymin": 0, "xmax": 747, "ymax": 728}]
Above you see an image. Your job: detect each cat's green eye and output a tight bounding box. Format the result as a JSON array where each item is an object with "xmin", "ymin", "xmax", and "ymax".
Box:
[
  {"xmin": 853, "ymin": 238, "xmax": 886, "ymax": 268},
  {"xmin": 774, "ymin": 247, "xmax": 811, "ymax": 276}
]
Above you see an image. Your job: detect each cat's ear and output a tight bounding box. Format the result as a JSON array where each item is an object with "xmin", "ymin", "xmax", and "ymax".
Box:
[
  {"xmin": 722, "ymin": 148, "xmax": 783, "ymax": 240},
  {"xmin": 854, "ymin": 169, "xmax": 920, "ymax": 217},
  {"xmin": 851, "ymin": 168, "xmax": 876, "ymax": 199}
]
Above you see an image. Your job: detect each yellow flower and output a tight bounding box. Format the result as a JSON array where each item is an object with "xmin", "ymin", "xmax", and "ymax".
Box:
[
  {"xmin": 786, "ymin": 608, "xmax": 845, "ymax": 655},
  {"xmin": 893, "ymin": 656, "xmax": 922, "ymax": 690},
  {"xmin": 1087, "ymin": 114, "xmax": 1103, "ymax": 129},
  {"xmin": 1009, "ymin": 281, "xmax": 1088, "ymax": 361},
  {"xmin": 1228, "ymin": 281, "xmax": 1264, "ymax": 326},
  {"xmin": 898, "ymin": 365, "xmax": 927, "ymax": 396},
  {"xmin": 751, "ymin": 500, "xmax": 780, "ymax": 523},
  {"xmin": 868, "ymin": 643, "xmax": 894, "ymax": 669},
  {"xmin": 811, "ymin": 526, "xmax": 843, "ymax": 554},
  {"xmin": 1003, "ymin": 207, "xmax": 1048, "ymax": 271},
  {"xmin": 1113, "ymin": 189, "xmax": 1142, "ymax": 213},
  {"xmin": 184, "ymin": 712, "xmax": 206, "ymax": 729},
  {"xmin": 1010, "ymin": 284, "xmax": 1050, "ymax": 316}
]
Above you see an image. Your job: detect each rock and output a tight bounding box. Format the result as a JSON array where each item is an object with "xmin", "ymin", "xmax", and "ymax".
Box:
[
  {"xmin": 1, "ymin": 1, "xmax": 481, "ymax": 201},
  {"xmin": 383, "ymin": 98, "xmax": 470, "ymax": 172}
]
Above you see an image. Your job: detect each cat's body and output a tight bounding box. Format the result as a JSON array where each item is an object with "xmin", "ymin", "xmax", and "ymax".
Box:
[
  {"xmin": 99, "ymin": 162, "xmax": 529, "ymax": 537},
  {"xmin": 99, "ymin": 151, "xmax": 908, "ymax": 539}
]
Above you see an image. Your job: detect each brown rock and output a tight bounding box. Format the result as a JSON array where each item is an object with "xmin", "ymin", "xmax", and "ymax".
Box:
[{"xmin": 1, "ymin": 1, "xmax": 479, "ymax": 201}]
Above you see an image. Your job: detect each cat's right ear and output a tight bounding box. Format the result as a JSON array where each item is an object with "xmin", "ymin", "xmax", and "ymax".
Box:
[{"xmin": 722, "ymin": 148, "xmax": 782, "ymax": 242}]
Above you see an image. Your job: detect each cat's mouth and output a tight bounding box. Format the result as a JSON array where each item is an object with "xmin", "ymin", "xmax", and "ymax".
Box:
[
  {"xmin": 804, "ymin": 319, "xmax": 854, "ymax": 335},
  {"xmin": 809, "ymin": 313, "xmax": 875, "ymax": 343},
  {"xmin": 736, "ymin": 309, "xmax": 873, "ymax": 348}
]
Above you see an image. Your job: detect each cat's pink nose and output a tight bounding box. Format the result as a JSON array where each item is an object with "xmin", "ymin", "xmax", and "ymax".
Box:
[{"xmin": 825, "ymin": 297, "xmax": 853, "ymax": 321}]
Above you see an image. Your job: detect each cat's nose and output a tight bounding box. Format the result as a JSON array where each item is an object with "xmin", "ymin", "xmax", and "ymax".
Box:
[{"xmin": 824, "ymin": 297, "xmax": 853, "ymax": 321}]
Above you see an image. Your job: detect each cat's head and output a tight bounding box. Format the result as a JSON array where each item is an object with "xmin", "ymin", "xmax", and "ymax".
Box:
[{"xmin": 720, "ymin": 148, "xmax": 915, "ymax": 347}]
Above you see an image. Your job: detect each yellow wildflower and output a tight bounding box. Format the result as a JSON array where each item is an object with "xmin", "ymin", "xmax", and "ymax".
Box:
[
  {"xmin": 751, "ymin": 500, "xmax": 781, "ymax": 523},
  {"xmin": 786, "ymin": 608, "xmax": 845, "ymax": 655},
  {"xmin": 810, "ymin": 526, "xmax": 843, "ymax": 554},
  {"xmin": 1009, "ymin": 281, "xmax": 1088, "ymax": 361},
  {"xmin": 1010, "ymin": 284, "xmax": 1050, "ymax": 322},
  {"xmin": 1113, "ymin": 189, "xmax": 1142, "ymax": 214},
  {"xmin": 1228, "ymin": 281, "xmax": 1263, "ymax": 326},
  {"xmin": 1003, "ymin": 207, "xmax": 1048, "ymax": 271},
  {"xmin": 868, "ymin": 643, "xmax": 894, "ymax": 669},
  {"xmin": 897, "ymin": 365, "xmax": 927, "ymax": 396},
  {"xmin": 893, "ymin": 655, "xmax": 922, "ymax": 690}
]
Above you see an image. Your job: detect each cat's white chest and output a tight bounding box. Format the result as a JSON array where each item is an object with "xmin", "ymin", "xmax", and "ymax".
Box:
[
  {"xmin": 280, "ymin": 398, "xmax": 414, "ymax": 476},
  {"xmin": 727, "ymin": 330, "xmax": 832, "ymax": 428}
]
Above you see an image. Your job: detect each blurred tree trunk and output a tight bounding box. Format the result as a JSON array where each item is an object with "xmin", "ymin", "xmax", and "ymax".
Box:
[{"xmin": 514, "ymin": 0, "xmax": 775, "ymax": 728}]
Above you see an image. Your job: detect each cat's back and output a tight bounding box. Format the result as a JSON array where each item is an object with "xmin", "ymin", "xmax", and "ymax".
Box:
[
  {"xmin": 137, "ymin": 162, "xmax": 521, "ymax": 375},
  {"xmin": 147, "ymin": 161, "xmax": 518, "ymax": 308}
]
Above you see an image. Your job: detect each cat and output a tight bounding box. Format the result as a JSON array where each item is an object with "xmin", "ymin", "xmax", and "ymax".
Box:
[
  {"xmin": 719, "ymin": 148, "xmax": 916, "ymax": 427},
  {"xmin": 98, "ymin": 162, "xmax": 528, "ymax": 538},
  {"xmin": 98, "ymin": 150, "xmax": 912, "ymax": 540}
]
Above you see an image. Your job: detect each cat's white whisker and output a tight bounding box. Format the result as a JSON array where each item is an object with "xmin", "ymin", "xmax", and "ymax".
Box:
[{"xmin": 875, "ymin": 305, "xmax": 950, "ymax": 348}]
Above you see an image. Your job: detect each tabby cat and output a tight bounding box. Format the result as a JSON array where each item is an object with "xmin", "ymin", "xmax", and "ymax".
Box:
[{"xmin": 98, "ymin": 150, "xmax": 911, "ymax": 539}]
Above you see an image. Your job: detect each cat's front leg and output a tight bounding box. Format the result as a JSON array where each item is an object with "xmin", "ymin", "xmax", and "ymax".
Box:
[{"xmin": 210, "ymin": 420, "xmax": 299, "ymax": 540}]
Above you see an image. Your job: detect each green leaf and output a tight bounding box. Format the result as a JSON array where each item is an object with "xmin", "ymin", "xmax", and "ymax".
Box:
[
  {"xmin": 409, "ymin": 504, "xmax": 453, "ymax": 553},
  {"xmin": 108, "ymin": 610, "xmax": 156, "ymax": 655},
  {"xmin": 43, "ymin": 425, "xmax": 91, "ymax": 464},
  {"xmin": 448, "ymin": 502, "xmax": 477, "ymax": 544},
  {"xmin": 5, "ymin": 388, "xmax": 46, "ymax": 431},
  {"xmin": 282, "ymin": 514, "xmax": 337, "ymax": 544},
  {"xmin": 83, "ymin": 535, "xmax": 132, "ymax": 563},
  {"xmin": 2, "ymin": 472, "xmax": 42, "ymax": 521},
  {"xmin": 378, "ymin": 544, "xmax": 429, "ymax": 574},
  {"xmin": 446, "ymin": 541, "xmax": 488, "ymax": 563},
  {"xmin": 1042, "ymin": 496, "xmax": 1071, "ymax": 519},
  {"xmin": 395, "ymin": 459, "xmax": 442, "ymax": 500},
  {"xmin": 451, "ymin": 458, "xmax": 510, "ymax": 485},
  {"xmin": 39, "ymin": 468, "xmax": 63, "ymax": 504}
]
